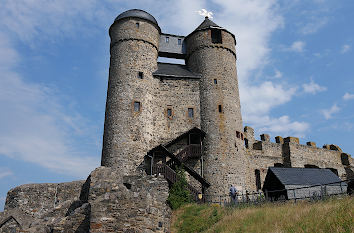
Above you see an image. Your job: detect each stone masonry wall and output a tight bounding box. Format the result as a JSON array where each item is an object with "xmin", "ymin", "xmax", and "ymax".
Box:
[
  {"xmin": 153, "ymin": 77, "xmax": 201, "ymax": 145},
  {"xmin": 101, "ymin": 17, "xmax": 160, "ymax": 175},
  {"xmin": 186, "ymin": 28, "xmax": 247, "ymax": 200},
  {"xmin": 244, "ymin": 126, "xmax": 353, "ymax": 192}
]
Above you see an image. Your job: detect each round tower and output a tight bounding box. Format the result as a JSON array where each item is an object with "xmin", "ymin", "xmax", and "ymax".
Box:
[
  {"xmin": 101, "ymin": 9, "xmax": 160, "ymax": 175},
  {"xmin": 185, "ymin": 17, "xmax": 247, "ymax": 199}
]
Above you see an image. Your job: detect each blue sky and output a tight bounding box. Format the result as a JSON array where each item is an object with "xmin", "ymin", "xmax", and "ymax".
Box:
[{"xmin": 0, "ymin": 0, "xmax": 353, "ymax": 210}]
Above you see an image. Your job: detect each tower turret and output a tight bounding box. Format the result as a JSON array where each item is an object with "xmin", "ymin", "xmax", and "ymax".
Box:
[
  {"xmin": 185, "ymin": 17, "xmax": 247, "ymax": 199},
  {"xmin": 101, "ymin": 9, "xmax": 160, "ymax": 175}
]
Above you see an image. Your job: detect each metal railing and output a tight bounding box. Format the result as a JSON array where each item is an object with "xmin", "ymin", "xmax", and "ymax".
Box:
[{"xmin": 198, "ymin": 179, "xmax": 352, "ymax": 207}]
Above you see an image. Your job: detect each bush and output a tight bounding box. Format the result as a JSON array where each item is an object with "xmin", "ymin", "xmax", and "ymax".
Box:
[{"xmin": 167, "ymin": 166, "xmax": 192, "ymax": 209}]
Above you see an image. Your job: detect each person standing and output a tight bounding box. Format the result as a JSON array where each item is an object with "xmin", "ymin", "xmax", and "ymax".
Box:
[{"xmin": 229, "ymin": 185, "xmax": 237, "ymax": 204}]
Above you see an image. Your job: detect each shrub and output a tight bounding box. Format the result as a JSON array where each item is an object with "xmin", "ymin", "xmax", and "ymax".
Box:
[{"xmin": 167, "ymin": 166, "xmax": 192, "ymax": 209}]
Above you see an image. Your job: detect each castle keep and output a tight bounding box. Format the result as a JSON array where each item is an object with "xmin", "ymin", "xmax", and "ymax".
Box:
[
  {"xmin": 101, "ymin": 9, "xmax": 353, "ymax": 196},
  {"xmin": 0, "ymin": 9, "xmax": 353, "ymax": 232}
]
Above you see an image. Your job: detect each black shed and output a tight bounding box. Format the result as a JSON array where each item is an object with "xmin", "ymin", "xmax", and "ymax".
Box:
[{"xmin": 263, "ymin": 167, "xmax": 347, "ymax": 200}]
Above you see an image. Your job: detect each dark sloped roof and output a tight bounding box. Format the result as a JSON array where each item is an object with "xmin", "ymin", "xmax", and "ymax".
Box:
[
  {"xmin": 195, "ymin": 17, "xmax": 222, "ymax": 31},
  {"xmin": 115, "ymin": 9, "xmax": 158, "ymax": 26},
  {"xmin": 153, "ymin": 63, "xmax": 201, "ymax": 79},
  {"xmin": 269, "ymin": 167, "xmax": 342, "ymax": 186},
  {"xmin": 164, "ymin": 127, "xmax": 206, "ymax": 148}
]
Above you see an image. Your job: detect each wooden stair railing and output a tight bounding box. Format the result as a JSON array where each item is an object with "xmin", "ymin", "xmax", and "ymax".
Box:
[
  {"xmin": 176, "ymin": 145, "xmax": 202, "ymax": 162},
  {"xmin": 152, "ymin": 163, "xmax": 200, "ymax": 201}
]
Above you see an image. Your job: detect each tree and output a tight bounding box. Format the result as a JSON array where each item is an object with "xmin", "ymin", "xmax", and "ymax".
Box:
[{"xmin": 167, "ymin": 166, "xmax": 192, "ymax": 209}]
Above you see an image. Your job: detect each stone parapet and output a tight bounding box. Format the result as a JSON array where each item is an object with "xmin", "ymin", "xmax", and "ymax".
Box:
[{"xmin": 284, "ymin": 137, "xmax": 299, "ymax": 144}]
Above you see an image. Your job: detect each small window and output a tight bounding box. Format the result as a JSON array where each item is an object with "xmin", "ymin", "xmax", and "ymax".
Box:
[
  {"xmin": 211, "ymin": 29, "xmax": 222, "ymax": 44},
  {"xmin": 245, "ymin": 138, "xmax": 249, "ymax": 148},
  {"xmin": 218, "ymin": 105, "xmax": 222, "ymax": 113},
  {"xmin": 241, "ymin": 133, "xmax": 244, "ymax": 140},
  {"xmin": 178, "ymin": 38, "xmax": 182, "ymax": 45},
  {"xmin": 136, "ymin": 22, "xmax": 140, "ymax": 28},
  {"xmin": 134, "ymin": 101, "xmax": 141, "ymax": 112},
  {"xmin": 236, "ymin": 131, "xmax": 240, "ymax": 138},
  {"xmin": 214, "ymin": 79, "xmax": 217, "ymax": 84},
  {"xmin": 138, "ymin": 72, "xmax": 143, "ymax": 79},
  {"xmin": 166, "ymin": 37, "xmax": 169, "ymax": 43},
  {"xmin": 188, "ymin": 108, "xmax": 194, "ymax": 118},
  {"xmin": 167, "ymin": 108, "xmax": 172, "ymax": 117}
]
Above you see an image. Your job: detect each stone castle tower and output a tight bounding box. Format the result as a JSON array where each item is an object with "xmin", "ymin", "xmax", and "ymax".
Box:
[
  {"xmin": 101, "ymin": 9, "xmax": 249, "ymax": 198},
  {"xmin": 100, "ymin": 9, "xmax": 353, "ymax": 199}
]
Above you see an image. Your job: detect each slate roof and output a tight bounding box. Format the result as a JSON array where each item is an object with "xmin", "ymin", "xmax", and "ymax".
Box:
[
  {"xmin": 194, "ymin": 17, "xmax": 222, "ymax": 31},
  {"xmin": 153, "ymin": 63, "xmax": 201, "ymax": 79},
  {"xmin": 269, "ymin": 167, "xmax": 342, "ymax": 186},
  {"xmin": 115, "ymin": 9, "xmax": 158, "ymax": 26}
]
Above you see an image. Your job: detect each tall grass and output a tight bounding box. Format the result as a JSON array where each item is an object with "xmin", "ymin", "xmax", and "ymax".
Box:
[{"xmin": 171, "ymin": 197, "xmax": 353, "ymax": 233}]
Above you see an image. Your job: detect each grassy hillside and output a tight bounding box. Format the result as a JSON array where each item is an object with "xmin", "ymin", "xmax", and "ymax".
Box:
[{"xmin": 171, "ymin": 197, "xmax": 353, "ymax": 233}]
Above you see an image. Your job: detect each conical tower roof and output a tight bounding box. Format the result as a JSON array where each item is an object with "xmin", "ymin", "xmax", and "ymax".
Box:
[{"xmin": 194, "ymin": 17, "xmax": 223, "ymax": 31}]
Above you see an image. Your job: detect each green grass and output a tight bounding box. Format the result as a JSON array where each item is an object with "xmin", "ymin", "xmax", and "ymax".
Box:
[{"xmin": 171, "ymin": 196, "xmax": 354, "ymax": 233}]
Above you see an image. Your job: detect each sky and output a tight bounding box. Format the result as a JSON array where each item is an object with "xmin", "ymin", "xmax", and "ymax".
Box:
[{"xmin": 0, "ymin": 0, "xmax": 353, "ymax": 210}]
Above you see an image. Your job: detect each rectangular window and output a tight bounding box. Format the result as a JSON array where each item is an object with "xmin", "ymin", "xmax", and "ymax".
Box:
[
  {"xmin": 218, "ymin": 105, "xmax": 222, "ymax": 113},
  {"xmin": 134, "ymin": 101, "xmax": 141, "ymax": 112},
  {"xmin": 236, "ymin": 131, "xmax": 240, "ymax": 138},
  {"xmin": 138, "ymin": 72, "xmax": 143, "ymax": 79},
  {"xmin": 178, "ymin": 38, "xmax": 182, "ymax": 45},
  {"xmin": 136, "ymin": 22, "xmax": 140, "ymax": 28},
  {"xmin": 166, "ymin": 36, "xmax": 169, "ymax": 43},
  {"xmin": 211, "ymin": 29, "xmax": 222, "ymax": 44},
  {"xmin": 214, "ymin": 79, "xmax": 217, "ymax": 84},
  {"xmin": 167, "ymin": 108, "xmax": 172, "ymax": 117},
  {"xmin": 188, "ymin": 108, "xmax": 194, "ymax": 118}
]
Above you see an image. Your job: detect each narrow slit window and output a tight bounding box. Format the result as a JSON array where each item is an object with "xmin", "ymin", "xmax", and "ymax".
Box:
[
  {"xmin": 218, "ymin": 105, "xmax": 222, "ymax": 113},
  {"xmin": 136, "ymin": 22, "xmax": 140, "ymax": 28},
  {"xmin": 245, "ymin": 138, "xmax": 249, "ymax": 148},
  {"xmin": 188, "ymin": 108, "xmax": 194, "ymax": 118},
  {"xmin": 178, "ymin": 38, "xmax": 182, "ymax": 45},
  {"xmin": 134, "ymin": 101, "xmax": 141, "ymax": 112},
  {"xmin": 138, "ymin": 72, "xmax": 143, "ymax": 79},
  {"xmin": 167, "ymin": 108, "xmax": 172, "ymax": 117},
  {"xmin": 211, "ymin": 29, "xmax": 222, "ymax": 44},
  {"xmin": 166, "ymin": 36, "xmax": 169, "ymax": 43},
  {"xmin": 241, "ymin": 133, "xmax": 244, "ymax": 140},
  {"xmin": 214, "ymin": 79, "xmax": 217, "ymax": 84}
]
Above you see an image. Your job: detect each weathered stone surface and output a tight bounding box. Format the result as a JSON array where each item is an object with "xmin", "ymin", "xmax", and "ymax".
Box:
[{"xmin": 88, "ymin": 167, "xmax": 171, "ymax": 233}]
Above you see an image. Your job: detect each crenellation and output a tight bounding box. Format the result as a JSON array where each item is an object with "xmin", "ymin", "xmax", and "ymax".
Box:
[
  {"xmin": 275, "ymin": 136, "xmax": 284, "ymax": 144},
  {"xmin": 306, "ymin": 141, "xmax": 317, "ymax": 147},
  {"xmin": 260, "ymin": 134, "xmax": 270, "ymax": 142},
  {"xmin": 1, "ymin": 9, "xmax": 353, "ymax": 232}
]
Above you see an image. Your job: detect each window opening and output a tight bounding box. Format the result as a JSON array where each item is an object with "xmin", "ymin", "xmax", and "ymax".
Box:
[
  {"xmin": 255, "ymin": 169, "xmax": 261, "ymax": 191},
  {"xmin": 211, "ymin": 29, "xmax": 222, "ymax": 44},
  {"xmin": 134, "ymin": 101, "xmax": 141, "ymax": 112},
  {"xmin": 274, "ymin": 163, "xmax": 284, "ymax": 167},
  {"xmin": 236, "ymin": 131, "xmax": 240, "ymax": 138},
  {"xmin": 166, "ymin": 36, "xmax": 169, "ymax": 43},
  {"xmin": 167, "ymin": 108, "xmax": 172, "ymax": 117},
  {"xmin": 188, "ymin": 108, "xmax": 194, "ymax": 118},
  {"xmin": 241, "ymin": 133, "xmax": 244, "ymax": 140},
  {"xmin": 214, "ymin": 79, "xmax": 217, "ymax": 84},
  {"xmin": 136, "ymin": 22, "xmax": 140, "ymax": 28},
  {"xmin": 178, "ymin": 38, "xmax": 182, "ymax": 45},
  {"xmin": 189, "ymin": 134, "xmax": 200, "ymax": 145},
  {"xmin": 218, "ymin": 105, "xmax": 222, "ymax": 113},
  {"xmin": 138, "ymin": 72, "xmax": 143, "ymax": 79},
  {"xmin": 245, "ymin": 138, "xmax": 249, "ymax": 148},
  {"xmin": 304, "ymin": 164, "xmax": 319, "ymax": 168}
]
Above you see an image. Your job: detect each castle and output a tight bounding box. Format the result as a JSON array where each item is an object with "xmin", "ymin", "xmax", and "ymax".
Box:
[
  {"xmin": 101, "ymin": 9, "xmax": 353, "ymax": 196},
  {"xmin": 0, "ymin": 9, "xmax": 353, "ymax": 232}
]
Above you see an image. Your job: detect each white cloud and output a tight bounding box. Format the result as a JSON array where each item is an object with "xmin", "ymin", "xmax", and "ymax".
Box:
[
  {"xmin": 274, "ymin": 69, "xmax": 283, "ymax": 79},
  {"xmin": 321, "ymin": 104, "xmax": 340, "ymax": 120},
  {"xmin": 300, "ymin": 17, "xmax": 328, "ymax": 35},
  {"xmin": 341, "ymin": 44, "xmax": 351, "ymax": 54},
  {"xmin": 0, "ymin": 168, "xmax": 13, "ymax": 179},
  {"xmin": 343, "ymin": 92, "xmax": 354, "ymax": 100},
  {"xmin": 302, "ymin": 79, "xmax": 327, "ymax": 94},
  {"xmin": 285, "ymin": 41, "xmax": 306, "ymax": 53}
]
